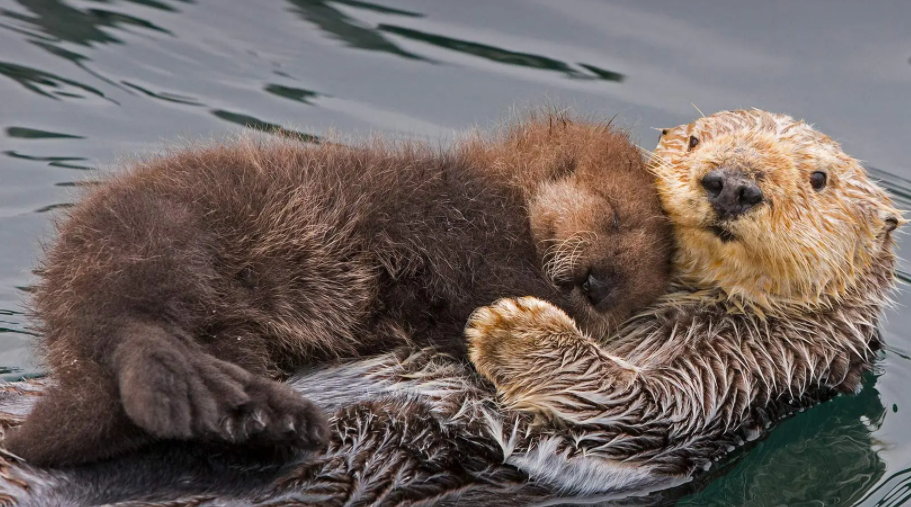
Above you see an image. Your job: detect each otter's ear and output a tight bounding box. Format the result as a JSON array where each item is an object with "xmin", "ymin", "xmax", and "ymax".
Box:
[{"xmin": 883, "ymin": 212, "xmax": 906, "ymax": 233}]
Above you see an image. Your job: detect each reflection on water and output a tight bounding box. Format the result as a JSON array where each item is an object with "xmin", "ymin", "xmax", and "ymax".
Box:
[
  {"xmin": 870, "ymin": 168, "xmax": 911, "ymax": 212},
  {"xmin": 379, "ymin": 24, "xmax": 624, "ymax": 81},
  {"xmin": 3, "ymin": 150, "xmax": 92, "ymax": 170},
  {"xmin": 5, "ymin": 0, "xmax": 174, "ymax": 48},
  {"xmin": 5, "ymin": 126, "xmax": 82, "ymax": 139},
  {"xmin": 857, "ymin": 467, "xmax": 911, "ymax": 507},
  {"xmin": 264, "ymin": 83, "xmax": 321, "ymax": 105},
  {"xmin": 0, "ymin": 60, "xmax": 109, "ymax": 100},
  {"xmin": 0, "ymin": 0, "xmax": 909, "ymax": 505},
  {"xmin": 287, "ymin": 0, "xmax": 426, "ymax": 60},
  {"xmin": 121, "ymin": 81, "xmax": 202, "ymax": 105},
  {"xmin": 210, "ymin": 109, "xmax": 321, "ymax": 141},
  {"xmin": 2, "ymin": 0, "xmax": 183, "ymax": 100}
]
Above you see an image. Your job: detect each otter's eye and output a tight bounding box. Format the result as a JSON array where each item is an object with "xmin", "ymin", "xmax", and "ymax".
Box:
[
  {"xmin": 688, "ymin": 136, "xmax": 699, "ymax": 151},
  {"xmin": 810, "ymin": 171, "xmax": 827, "ymax": 191}
]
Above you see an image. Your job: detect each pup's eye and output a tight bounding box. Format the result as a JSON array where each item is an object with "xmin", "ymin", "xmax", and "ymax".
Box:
[
  {"xmin": 552, "ymin": 272, "xmax": 578, "ymax": 290},
  {"xmin": 810, "ymin": 171, "xmax": 827, "ymax": 191},
  {"xmin": 688, "ymin": 136, "xmax": 699, "ymax": 151}
]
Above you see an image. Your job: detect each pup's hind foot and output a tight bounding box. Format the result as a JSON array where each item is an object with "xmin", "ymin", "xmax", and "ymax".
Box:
[{"xmin": 116, "ymin": 323, "xmax": 329, "ymax": 452}]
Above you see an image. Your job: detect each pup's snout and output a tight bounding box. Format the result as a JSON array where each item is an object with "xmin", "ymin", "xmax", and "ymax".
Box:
[
  {"xmin": 582, "ymin": 272, "xmax": 615, "ymax": 310},
  {"xmin": 701, "ymin": 169, "xmax": 764, "ymax": 219}
]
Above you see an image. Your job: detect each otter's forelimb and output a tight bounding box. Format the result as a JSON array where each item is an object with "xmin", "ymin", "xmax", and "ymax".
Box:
[
  {"xmin": 466, "ymin": 296, "xmax": 876, "ymax": 474},
  {"xmin": 466, "ymin": 297, "xmax": 641, "ymax": 427}
]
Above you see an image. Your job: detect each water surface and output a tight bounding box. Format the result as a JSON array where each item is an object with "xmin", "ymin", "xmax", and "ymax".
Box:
[{"xmin": 0, "ymin": 1, "xmax": 909, "ymax": 505}]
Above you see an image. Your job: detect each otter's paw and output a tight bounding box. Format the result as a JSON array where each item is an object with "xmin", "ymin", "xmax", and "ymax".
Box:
[
  {"xmin": 118, "ymin": 349, "xmax": 329, "ymax": 452},
  {"xmin": 465, "ymin": 297, "xmax": 587, "ymax": 389}
]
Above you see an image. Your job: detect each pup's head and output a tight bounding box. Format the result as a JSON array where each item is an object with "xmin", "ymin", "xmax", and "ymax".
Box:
[
  {"xmin": 651, "ymin": 109, "xmax": 904, "ymax": 308},
  {"xmin": 520, "ymin": 121, "xmax": 674, "ymax": 337}
]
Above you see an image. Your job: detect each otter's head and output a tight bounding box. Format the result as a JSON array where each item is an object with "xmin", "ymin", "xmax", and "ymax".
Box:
[
  {"xmin": 652, "ymin": 109, "xmax": 905, "ymax": 309},
  {"xmin": 523, "ymin": 123, "xmax": 674, "ymax": 337}
]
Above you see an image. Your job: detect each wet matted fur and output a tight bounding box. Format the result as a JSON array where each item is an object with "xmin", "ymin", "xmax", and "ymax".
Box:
[
  {"xmin": 0, "ymin": 353, "xmax": 693, "ymax": 506},
  {"xmin": 3, "ymin": 113, "xmax": 673, "ymax": 467}
]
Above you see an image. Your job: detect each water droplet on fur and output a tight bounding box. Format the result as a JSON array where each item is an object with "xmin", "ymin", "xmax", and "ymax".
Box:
[{"xmin": 744, "ymin": 427, "xmax": 761, "ymax": 441}]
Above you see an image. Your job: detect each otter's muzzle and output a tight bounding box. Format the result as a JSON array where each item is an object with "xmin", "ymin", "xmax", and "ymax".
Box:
[{"xmin": 701, "ymin": 169, "xmax": 764, "ymax": 219}]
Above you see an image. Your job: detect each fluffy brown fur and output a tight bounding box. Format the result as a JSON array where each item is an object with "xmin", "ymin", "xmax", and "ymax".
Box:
[
  {"xmin": 4, "ymin": 113, "xmax": 673, "ymax": 467},
  {"xmin": 467, "ymin": 109, "xmax": 904, "ymax": 474}
]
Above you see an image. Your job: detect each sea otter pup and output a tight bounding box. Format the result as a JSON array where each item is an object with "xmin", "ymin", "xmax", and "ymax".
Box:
[
  {"xmin": 466, "ymin": 109, "xmax": 904, "ymax": 475},
  {"xmin": 4, "ymin": 114, "xmax": 674, "ymax": 467}
]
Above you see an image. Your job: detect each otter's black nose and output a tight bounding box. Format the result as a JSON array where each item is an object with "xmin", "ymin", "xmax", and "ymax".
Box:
[
  {"xmin": 582, "ymin": 273, "xmax": 615, "ymax": 310},
  {"xmin": 701, "ymin": 170, "xmax": 764, "ymax": 219}
]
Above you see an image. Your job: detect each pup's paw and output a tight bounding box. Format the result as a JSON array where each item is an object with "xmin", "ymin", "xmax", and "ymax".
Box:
[
  {"xmin": 118, "ymin": 344, "xmax": 328, "ymax": 453},
  {"xmin": 235, "ymin": 374, "xmax": 330, "ymax": 451},
  {"xmin": 465, "ymin": 297, "xmax": 585, "ymax": 389}
]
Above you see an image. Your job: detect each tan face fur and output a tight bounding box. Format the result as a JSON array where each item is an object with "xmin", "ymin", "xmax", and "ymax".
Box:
[{"xmin": 652, "ymin": 109, "xmax": 904, "ymax": 309}]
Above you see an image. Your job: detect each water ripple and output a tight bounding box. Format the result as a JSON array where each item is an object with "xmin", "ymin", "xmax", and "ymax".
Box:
[
  {"xmin": 3, "ymin": 150, "xmax": 93, "ymax": 170},
  {"xmin": 5, "ymin": 127, "xmax": 83, "ymax": 139},
  {"xmin": 264, "ymin": 83, "xmax": 322, "ymax": 105},
  {"xmin": 379, "ymin": 24, "xmax": 625, "ymax": 81},
  {"xmin": 857, "ymin": 467, "xmax": 911, "ymax": 507},
  {"xmin": 287, "ymin": 0, "xmax": 427, "ymax": 61},
  {"xmin": 121, "ymin": 81, "xmax": 203, "ymax": 106},
  {"xmin": 0, "ymin": 60, "xmax": 112, "ymax": 102},
  {"xmin": 2, "ymin": 0, "xmax": 175, "ymax": 46},
  {"xmin": 869, "ymin": 167, "xmax": 911, "ymax": 210},
  {"xmin": 210, "ymin": 109, "xmax": 321, "ymax": 142}
]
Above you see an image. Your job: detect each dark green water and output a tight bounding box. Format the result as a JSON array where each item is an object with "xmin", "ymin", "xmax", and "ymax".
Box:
[{"xmin": 0, "ymin": 1, "xmax": 908, "ymax": 504}]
